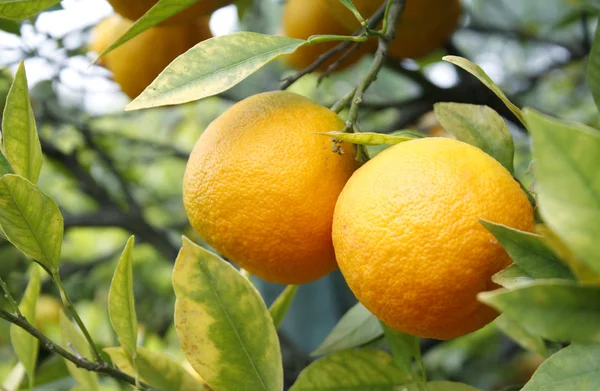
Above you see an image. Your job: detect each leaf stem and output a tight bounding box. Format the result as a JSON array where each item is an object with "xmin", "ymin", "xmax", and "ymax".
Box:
[
  {"xmin": 0, "ymin": 306, "xmax": 157, "ymax": 391},
  {"xmin": 306, "ymin": 34, "xmax": 368, "ymax": 45},
  {"xmin": 0, "ymin": 277, "xmax": 21, "ymax": 315},
  {"xmin": 52, "ymin": 272, "xmax": 103, "ymax": 362}
]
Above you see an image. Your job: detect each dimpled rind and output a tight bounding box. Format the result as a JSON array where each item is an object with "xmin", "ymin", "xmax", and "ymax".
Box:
[
  {"xmin": 332, "ymin": 137, "xmax": 534, "ymax": 340},
  {"xmin": 183, "ymin": 91, "xmax": 358, "ymax": 284}
]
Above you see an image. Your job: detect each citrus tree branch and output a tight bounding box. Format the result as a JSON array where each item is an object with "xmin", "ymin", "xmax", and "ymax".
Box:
[
  {"xmin": 0, "ymin": 307, "xmax": 158, "ymax": 391},
  {"xmin": 279, "ymin": 2, "xmax": 388, "ymax": 89}
]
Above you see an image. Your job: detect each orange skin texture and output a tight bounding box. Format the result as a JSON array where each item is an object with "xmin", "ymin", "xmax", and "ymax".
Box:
[
  {"xmin": 282, "ymin": 0, "xmax": 373, "ymax": 71},
  {"xmin": 183, "ymin": 91, "xmax": 358, "ymax": 284},
  {"xmin": 332, "ymin": 138, "xmax": 535, "ymax": 340},
  {"xmin": 90, "ymin": 15, "xmax": 212, "ymax": 99},
  {"xmin": 107, "ymin": 0, "xmax": 232, "ymax": 25},
  {"xmin": 326, "ymin": 0, "xmax": 461, "ymax": 60}
]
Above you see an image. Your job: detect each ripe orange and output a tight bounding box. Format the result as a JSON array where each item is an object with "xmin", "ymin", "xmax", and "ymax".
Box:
[
  {"xmin": 90, "ymin": 15, "xmax": 212, "ymax": 99},
  {"xmin": 325, "ymin": 0, "xmax": 461, "ymax": 60},
  {"xmin": 183, "ymin": 91, "xmax": 357, "ymax": 284},
  {"xmin": 281, "ymin": 0, "xmax": 373, "ymax": 71},
  {"xmin": 106, "ymin": 0, "xmax": 232, "ymax": 25},
  {"xmin": 332, "ymin": 137, "xmax": 534, "ymax": 340}
]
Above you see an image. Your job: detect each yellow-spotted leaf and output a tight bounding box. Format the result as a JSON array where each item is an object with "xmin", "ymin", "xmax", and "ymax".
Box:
[
  {"xmin": 0, "ymin": 174, "xmax": 63, "ymax": 272},
  {"xmin": 479, "ymin": 281, "xmax": 600, "ymax": 343},
  {"xmin": 59, "ymin": 311, "xmax": 99, "ymax": 391},
  {"xmin": 269, "ymin": 285, "xmax": 298, "ymax": 329},
  {"xmin": 314, "ymin": 130, "xmax": 417, "ymax": 146},
  {"xmin": 9, "ymin": 264, "xmax": 41, "ymax": 389},
  {"xmin": 443, "ymin": 56, "xmax": 524, "ymax": 125},
  {"xmin": 95, "ymin": 0, "xmax": 203, "ymax": 62},
  {"xmin": 173, "ymin": 237, "xmax": 283, "ymax": 391},
  {"xmin": 125, "ymin": 33, "xmax": 305, "ymax": 111},
  {"xmin": 524, "ymin": 109, "xmax": 600, "ymax": 276},
  {"xmin": 1, "ymin": 61, "xmax": 42, "ymax": 184},
  {"xmin": 312, "ymin": 302, "xmax": 383, "ymax": 356},
  {"xmin": 105, "ymin": 346, "xmax": 208, "ymax": 391},
  {"xmin": 108, "ymin": 236, "xmax": 138, "ymax": 362},
  {"xmin": 434, "ymin": 103, "xmax": 514, "ymax": 173},
  {"xmin": 0, "ymin": 0, "xmax": 60, "ymax": 20},
  {"xmin": 521, "ymin": 343, "xmax": 600, "ymax": 391}
]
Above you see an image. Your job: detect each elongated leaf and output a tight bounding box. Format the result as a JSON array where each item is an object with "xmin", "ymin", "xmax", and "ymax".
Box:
[
  {"xmin": 126, "ymin": 33, "xmax": 305, "ymax": 110},
  {"xmin": 105, "ymin": 346, "xmax": 208, "ymax": 391},
  {"xmin": 0, "ymin": 0, "xmax": 60, "ymax": 20},
  {"xmin": 59, "ymin": 311, "xmax": 99, "ymax": 391},
  {"xmin": 173, "ymin": 237, "xmax": 283, "ymax": 391},
  {"xmin": 95, "ymin": 0, "xmax": 201, "ymax": 61},
  {"xmin": 108, "ymin": 236, "xmax": 138, "ymax": 361},
  {"xmin": 2, "ymin": 362, "xmax": 25, "ymax": 391},
  {"xmin": 589, "ymin": 23, "xmax": 600, "ymax": 112},
  {"xmin": 443, "ymin": 56, "xmax": 525, "ymax": 124},
  {"xmin": 492, "ymin": 264, "xmax": 533, "ymax": 289},
  {"xmin": 524, "ymin": 108, "xmax": 600, "ymax": 276},
  {"xmin": 495, "ymin": 314, "xmax": 547, "ymax": 357},
  {"xmin": 522, "ymin": 343, "xmax": 600, "ymax": 390},
  {"xmin": 312, "ymin": 302, "xmax": 383, "ymax": 356},
  {"xmin": 381, "ymin": 323, "xmax": 420, "ymax": 382},
  {"xmin": 290, "ymin": 349, "xmax": 406, "ymax": 390},
  {"xmin": 425, "ymin": 383, "xmax": 483, "ymax": 391},
  {"xmin": 1, "ymin": 61, "xmax": 42, "ymax": 183},
  {"xmin": 434, "ymin": 103, "xmax": 514, "ymax": 173},
  {"xmin": 10, "ymin": 264, "xmax": 40, "ymax": 388},
  {"xmin": 481, "ymin": 221, "xmax": 575, "ymax": 280},
  {"xmin": 479, "ymin": 281, "xmax": 600, "ymax": 343},
  {"xmin": 0, "ymin": 174, "xmax": 63, "ymax": 271},
  {"xmin": 314, "ymin": 131, "xmax": 416, "ymax": 146},
  {"xmin": 269, "ymin": 285, "xmax": 298, "ymax": 329}
]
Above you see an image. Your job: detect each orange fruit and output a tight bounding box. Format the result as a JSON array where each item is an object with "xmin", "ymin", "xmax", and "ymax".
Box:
[
  {"xmin": 183, "ymin": 91, "xmax": 357, "ymax": 284},
  {"xmin": 90, "ymin": 15, "xmax": 212, "ymax": 99},
  {"xmin": 332, "ymin": 137, "xmax": 534, "ymax": 340},
  {"xmin": 282, "ymin": 0, "xmax": 373, "ymax": 71},
  {"xmin": 106, "ymin": 0, "xmax": 232, "ymax": 25},
  {"xmin": 325, "ymin": 0, "xmax": 461, "ymax": 60}
]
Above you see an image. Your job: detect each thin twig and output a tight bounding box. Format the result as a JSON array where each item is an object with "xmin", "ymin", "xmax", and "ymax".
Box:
[
  {"xmin": 0, "ymin": 277, "xmax": 22, "ymax": 315},
  {"xmin": 0, "ymin": 307, "xmax": 158, "ymax": 391},
  {"xmin": 342, "ymin": 0, "xmax": 406, "ymax": 132},
  {"xmin": 318, "ymin": 42, "xmax": 363, "ymax": 84},
  {"xmin": 279, "ymin": 3, "xmax": 388, "ymax": 90}
]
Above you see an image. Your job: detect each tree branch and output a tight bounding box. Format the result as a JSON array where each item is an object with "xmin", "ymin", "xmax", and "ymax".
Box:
[{"xmin": 0, "ymin": 307, "xmax": 158, "ymax": 391}]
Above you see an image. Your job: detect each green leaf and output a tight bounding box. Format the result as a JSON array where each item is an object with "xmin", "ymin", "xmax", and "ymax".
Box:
[
  {"xmin": 125, "ymin": 32, "xmax": 305, "ymax": 110},
  {"xmin": 589, "ymin": 23, "xmax": 600, "ymax": 113},
  {"xmin": 290, "ymin": 349, "xmax": 406, "ymax": 390},
  {"xmin": 0, "ymin": 153, "xmax": 13, "ymax": 176},
  {"xmin": 524, "ymin": 108, "xmax": 600, "ymax": 276},
  {"xmin": 0, "ymin": 19, "xmax": 21, "ymax": 35},
  {"xmin": 10, "ymin": 264, "xmax": 41, "ymax": 388},
  {"xmin": 481, "ymin": 220, "xmax": 575, "ymax": 280},
  {"xmin": 495, "ymin": 314, "xmax": 547, "ymax": 357},
  {"xmin": 425, "ymin": 383, "xmax": 483, "ymax": 391},
  {"xmin": 443, "ymin": 56, "xmax": 525, "ymax": 124},
  {"xmin": 433, "ymin": 103, "xmax": 514, "ymax": 173},
  {"xmin": 492, "ymin": 264, "xmax": 534, "ymax": 289},
  {"xmin": 173, "ymin": 237, "xmax": 283, "ymax": 391},
  {"xmin": 108, "ymin": 236, "xmax": 138, "ymax": 362},
  {"xmin": 269, "ymin": 285, "xmax": 298, "ymax": 329},
  {"xmin": 2, "ymin": 362, "xmax": 26, "ymax": 391},
  {"xmin": 381, "ymin": 323, "xmax": 421, "ymax": 382},
  {"xmin": 59, "ymin": 311, "xmax": 99, "ymax": 391},
  {"xmin": 94, "ymin": 0, "xmax": 202, "ymax": 62},
  {"xmin": 0, "ymin": 174, "xmax": 63, "ymax": 272},
  {"xmin": 311, "ymin": 302, "xmax": 383, "ymax": 356},
  {"xmin": 1, "ymin": 61, "xmax": 42, "ymax": 183},
  {"xmin": 479, "ymin": 281, "xmax": 600, "ymax": 343},
  {"xmin": 314, "ymin": 130, "xmax": 416, "ymax": 146},
  {"xmin": 105, "ymin": 346, "xmax": 208, "ymax": 391},
  {"xmin": 0, "ymin": 0, "xmax": 61, "ymax": 20},
  {"xmin": 521, "ymin": 343, "xmax": 600, "ymax": 391}
]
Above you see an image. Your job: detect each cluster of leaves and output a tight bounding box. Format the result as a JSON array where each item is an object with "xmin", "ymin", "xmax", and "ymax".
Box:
[{"xmin": 1, "ymin": 0, "xmax": 600, "ymax": 391}]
